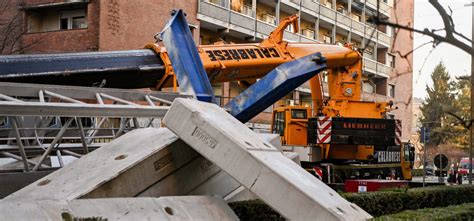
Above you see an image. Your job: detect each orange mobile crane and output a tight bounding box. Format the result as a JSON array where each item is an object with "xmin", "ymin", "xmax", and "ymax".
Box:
[
  {"xmin": 146, "ymin": 13, "xmax": 414, "ymax": 183},
  {"xmin": 264, "ymin": 23, "xmax": 415, "ymax": 184}
]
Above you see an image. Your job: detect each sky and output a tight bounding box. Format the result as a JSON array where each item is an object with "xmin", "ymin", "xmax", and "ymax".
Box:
[{"xmin": 413, "ymin": 0, "xmax": 472, "ymax": 99}]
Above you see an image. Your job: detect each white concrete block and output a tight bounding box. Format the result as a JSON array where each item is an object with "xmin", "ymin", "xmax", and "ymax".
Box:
[
  {"xmin": 4, "ymin": 128, "xmax": 198, "ymax": 201},
  {"xmin": 224, "ymin": 186, "xmax": 258, "ymax": 202},
  {"xmin": 163, "ymin": 98, "xmax": 371, "ymax": 220},
  {"xmin": 140, "ymin": 133, "xmax": 290, "ymax": 198},
  {"xmin": 283, "ymin": 151, "xmax": 301, "ymax": 165},
  {"xmin": 258, "ymin": 133, "xmax": 283, "ymax": 151},
  {"xmin": 0, "ymin": 196, "xmax": 239, "ymax": 220}
]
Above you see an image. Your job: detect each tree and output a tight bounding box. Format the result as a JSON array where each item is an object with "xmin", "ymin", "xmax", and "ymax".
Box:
[
  {"xmin": 370, "ymin": 0, "xmax": 472, "ymax": 55},
  {"xmin": 449, "ymin": 77, "xmax": 471, "ymax": 147},
  {"xmin": 0, "ymin": 0, "xmax": 43, "ymax": 54},
  {"xmin": 420, "ymin": 62, "xmax": 457, "ymax": 145}
]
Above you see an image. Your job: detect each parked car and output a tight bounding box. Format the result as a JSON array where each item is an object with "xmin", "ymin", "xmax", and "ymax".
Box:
[
  {"xmin": 425, "ymin": 165, "xmax": 435, "ymax": 176},
  {"xmin": 458, "ymin": 158, "xmax": 474, "ymax": 179}
]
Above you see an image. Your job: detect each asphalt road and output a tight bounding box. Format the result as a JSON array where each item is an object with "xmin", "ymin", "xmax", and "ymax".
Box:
[{"xmin": 412, "ymin": 176, "xmax": 470, "ymax": 185}]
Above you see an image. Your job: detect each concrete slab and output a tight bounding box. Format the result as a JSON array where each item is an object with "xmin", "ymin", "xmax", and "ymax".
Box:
[
  {"xmin": 4, "ymin": 128, "xmax": 198, "ymax": 201},
  {"xmin": 163, "ymin": 98, "xmax": 372, "ymax": 220},
  {"xmin": 0, "ymin": 196, "xmax": 239, "ymax": 220},
  {"xmin": 4, "ymin": 128, "xmax": 291, "ymax": 203},
  {"xmin": 258, "ymin": 133, "xmax": 283, "ymax": 151},
  {"xmin": 140, "ymin": 134, "xmax": 298, "ymax": 202}
]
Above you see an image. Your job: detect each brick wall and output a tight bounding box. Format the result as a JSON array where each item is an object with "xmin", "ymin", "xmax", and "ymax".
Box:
[
  {"xmin": 389, "ymin": 0, "xmax": 414, "ymax": 141},
  {"xmin": 19, "ymin": 0, "xmax": 100, "ymax": 53},
  {"xmin": 0, "ymin": 0, "xmax": 23, "ymax": 54},
  {"xmin": 98, "ymin": 0, "xmax": 199, "ymax": 51}
]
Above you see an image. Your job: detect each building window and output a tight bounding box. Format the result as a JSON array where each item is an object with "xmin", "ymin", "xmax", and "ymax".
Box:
[
  {"xmin": 389, "ymin": 84, "xmax": 395, "ymax": 97},
  {"xmin": 302, "ymin": 29, "xmax": 315, "ymax": 39},
  {"xmin": 323, "ymin": 71, "xmax": 328, "ymax": 82},
  {"xmin": 386, "ymin": 26, "xmax": 394, "ymax": 37},
  {"xmin": 26, "ymin": 6, "xmax": 88, "ymax": 33},
  {"xmin": 387, "ymin": 54, "xmax": 395, "ymax": 67},
  {"xmin": 323, "ymin": 35, "xmax": 332, "ymax": 44},
  {"xmin": 336, "ymin": 5, "xmax": 347, "ymax": 14},
  {"xmin": 320, "ymin": 0, "xmax": 333, "ymax": 8},
  {"xmin": 208, "ymin": 0, "xmax": 227, "ymax": 8},
  {"xmin": 60, "ymin": 9, "xmax": 87, "ymax": 30},
  {"xmin": 351, "ymin": 13, "xmax": 361, "ymax": 22},
  {"xmin": 242, "ymin": 5, "xmax": 252, "ymax": 17},
  {"xmin": 365, "ymin": 46, "xmax": 374, "ymax": 55},
  {"xmin": 262, "ymin": 14, "xmax": 277, "ymax": 25}
]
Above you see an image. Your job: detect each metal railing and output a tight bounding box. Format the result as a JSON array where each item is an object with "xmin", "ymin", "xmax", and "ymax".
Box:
[
  {"xmin": 199, "ymin": 0, "xmax": 392, "ymax": 47},
  {"xmin": 366, "ymin": 0, "xmax": 392, "ymax": 16},
  {"xmin": 363, "ymin": 57, "xmax": 392, "ymax": 77},
  {"xmin": 0, "ymin": 82, "xmax": 186, "ymax": 173},
  {"xmin": 361, "ymin": 92, "xmax": 390, "ymax": 103}
]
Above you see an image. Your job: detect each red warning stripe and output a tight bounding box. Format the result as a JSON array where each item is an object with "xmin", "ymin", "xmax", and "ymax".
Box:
[
  {"xmin": 318, "ymin": 123, "xmax": 332, "ymax": 134},
  {"xmin": 318, "ymin": 116, "xmax": 330, "ymax": 123},
  {"xmin": 318, "ymin": 133, "xmax": 331, "ymax": 143}
]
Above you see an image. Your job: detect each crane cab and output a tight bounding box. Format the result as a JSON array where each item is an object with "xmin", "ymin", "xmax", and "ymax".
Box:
[{"xmin": 271, "ymin": 106, "xmax": 311, "ymax": 146}]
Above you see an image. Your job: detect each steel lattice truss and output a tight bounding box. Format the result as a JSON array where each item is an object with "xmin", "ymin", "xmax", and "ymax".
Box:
[{"xmin": 0, "ymin": 82, "xmax": 187, "ymax": 173}]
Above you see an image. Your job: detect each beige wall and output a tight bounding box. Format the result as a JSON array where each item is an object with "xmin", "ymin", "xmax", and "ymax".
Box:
[{"xmin": 388, "ymin": 0, "xmax": 414, "ymax": 141}]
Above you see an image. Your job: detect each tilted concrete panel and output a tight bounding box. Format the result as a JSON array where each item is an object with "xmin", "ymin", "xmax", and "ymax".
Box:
[
  {"xmin": 163, "ymin": 98, "xmax": 372, "ymax": 220},
  {"xmin": 4, "ymin": 128, "xmax": 199, "ymax": 201},
  {"xmin": 0, "ymin": 196, "xmax": 239, "ymax": 220},
  {"xmin": 4, "ymin": 126, "xmax": 291, "ymax": 203},
  {"xmin": 139, "ymin": 134, "xmax": 298, "ymax": 202}
]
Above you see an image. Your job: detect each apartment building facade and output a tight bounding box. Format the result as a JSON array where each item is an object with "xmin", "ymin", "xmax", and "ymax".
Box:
[
  {"xmin": 198, "ymin": 0, "xmax": 413, "ymax": 140},
  {"xmin": 1, "ymin": 0, "xmax": 413, "ymax": 140}
]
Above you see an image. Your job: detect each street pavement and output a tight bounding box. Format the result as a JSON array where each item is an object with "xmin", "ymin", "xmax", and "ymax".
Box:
[{"xmin": 412, "ymin": 176, "xmax": 470, "ymax": 185}]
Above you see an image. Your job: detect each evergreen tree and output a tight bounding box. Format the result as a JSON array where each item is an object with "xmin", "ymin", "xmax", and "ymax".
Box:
[
  {"xmin": 450, "ymin": 77, "xmax": 471, "ymax": 148},
  {"xmin": 419, "ymin": 62, "xmax": 456, "ymax": 145}
]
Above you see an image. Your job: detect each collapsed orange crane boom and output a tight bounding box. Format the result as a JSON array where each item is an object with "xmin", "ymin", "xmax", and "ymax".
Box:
[{"xmin": 146, "ymin": 14, "xmax": 363, "ymax": 111}]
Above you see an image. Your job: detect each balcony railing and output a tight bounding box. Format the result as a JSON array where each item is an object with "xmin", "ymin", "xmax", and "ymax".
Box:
[
  {"xmin": 256, "ymin": 21, "xmax": 275, "ymax": 36},
  {"xmin": 366, "ymin": 0, "xmax": 391, "ymax": 16},
  {"xmin": 199, "ymin": 1, "xmax": 229, "ymax": 22},
  {"xmin": 285, "ymin": 0, "xmax": 392, "ymax": 47},
  {"xmin": 319, "ymin": 5, "xmax": 336, "ymax": 20},
  {"xmin": 230, "ymin": 11, "xmax": 255, "ymax": 30},
  {"xmin": 361, "ymin": 92, "xmax": 389, "ymax": 103},
  {"xmin": 363, "ymin": 58, "xmax": 392, "ymax": 77},
  {"xmin": 283, "ymin": 31, "xmax": 300, "ymax": 42},
  {"xmin": 378, "ymin": 31, "xmax": 391, "ymax": 46},
  {"xmin": 336, "ymin": 13, "xmax": 352, "ymax": 28},
  {"xmin": 199, "ymin": 0, "xmax": 392, "ymax": 78},
  {"xmin": 352, "ymin": 20, "xmax": 365, "ymax": 35}
]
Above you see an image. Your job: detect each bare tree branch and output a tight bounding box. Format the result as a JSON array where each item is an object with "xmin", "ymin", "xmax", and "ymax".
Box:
[
  {"xmin": 447, "ymin": 111, "xmax": 472, "ymax": 130},
  {"xmin": 369, "ymin": 0, "xmax": 472, "ymax": 55},
  {"xmin": 0, "ymin": 0, "xmax": 44, "ymax": 54}
]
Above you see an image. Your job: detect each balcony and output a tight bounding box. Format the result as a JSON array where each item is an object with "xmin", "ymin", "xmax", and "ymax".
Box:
[
  {"xmin": 199, "ymin": 0, "xmax": 391, "ymax": 47},
  {"xmin": 198, "ymin": 1, "xmax": 306, "ymax": 42},
  {"xmin": 365, "ymin": 0, "xmax": 391, "ymax": 17},
  {"xmin": 361, "ymin": 92, "xmax": 389, "ymax": 103},
  {"xmin": 363, "ymin": 58, "xmax": 392, "ymax": 78},
  {"xmin": 198, "ymin": 0, "xmax": 391, "ymax": 78},
  {"xmin": 296, "ymin": 0, "xmax": 391, "ymax": 47}
]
